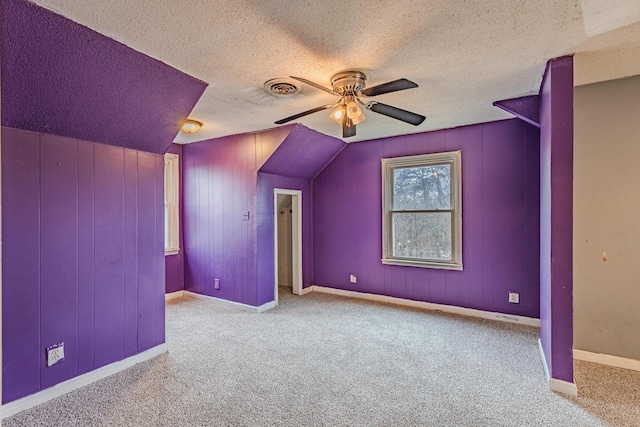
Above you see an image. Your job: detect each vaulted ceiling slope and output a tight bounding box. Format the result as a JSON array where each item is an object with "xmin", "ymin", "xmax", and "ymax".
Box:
[
  {"xmin": 24, "ymin": 0, "xmax": 640, "ymax": 144},
  {"xmin": 259, "ymin": 124, "xmax": 345, "ymax": 179},
  {"xmin": 1, "ymin": 0, "xmax": 207, "ymax": 154}
]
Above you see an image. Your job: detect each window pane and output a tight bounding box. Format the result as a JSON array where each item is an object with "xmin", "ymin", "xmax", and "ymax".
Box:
[
  {"xmin": 393, "ymin": 164, "xmax": 451, "ymax": 210},
  {"xmin": 392, "ymin": 212, "xmax": 451, "ymax": 260}
]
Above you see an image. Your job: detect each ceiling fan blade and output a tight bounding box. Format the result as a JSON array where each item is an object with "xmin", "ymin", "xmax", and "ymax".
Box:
[
  {"xmin": 343, "ymin": 118, "xmax": 356, "ymax": 138},
  {"xmin": 367, "ymin": 102, "xmax": 426, "ymax": 126},
  {"xmin": 361, "ymin": 78, "xmax": 418, "ymax": 97},
  {"xmin": 274, "ymin": 104, "xmax": 334, "ymax": 125},
  {"xmin": 290, "ymin": 76, "xmax": 338, "ymax": 96}
]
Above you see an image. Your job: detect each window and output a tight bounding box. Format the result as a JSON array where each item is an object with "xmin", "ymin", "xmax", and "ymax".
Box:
[
  {"xmin": 164, "ymin": 153, "xmax": 179, "ymax": 255},
  {"xmin": 382, "ymin": 150, "xmax": 462, "ymax": 270}
]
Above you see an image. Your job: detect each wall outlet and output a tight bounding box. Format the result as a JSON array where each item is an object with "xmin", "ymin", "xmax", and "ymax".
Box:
[
  {"xmin": 46, "ymin": 342, "xmax": 65, "ymax": 367},
  {"xmin": 508, "ymin": 292, "xmax": 520, "ymax": 304},
  {"xmin": 214, "ymin": 278, "xmax": 220, "ymax": 290},
  {"xmin": 349, "ymin": 274, "xmax": 357, "ymax": 284}
]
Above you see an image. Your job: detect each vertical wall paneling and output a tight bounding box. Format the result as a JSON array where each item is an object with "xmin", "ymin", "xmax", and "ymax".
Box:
[
  {"xmin": 183, "ymin": 125, "xmax": 340, "ymax": 306},
  {"xmin": 123, "ymin": 149, "xmax": 138, "ymax": 357},
  {"xmin": 77, "ymin": 140, "xmax": 95, "ymax": 375},
  {"xmin": 94, "ymin": 144, "xmax": 125, "ymax": 368},
  {"xmin": 2, "ymin": 128, "xmax": 41, "ymax": 403},
  {"xmin": 2, "ymin": 127, "xmax": 166, "ymax": 404},
  {"xmin": 523, "ymin": 126, "xmax": 540, "ymax": 317},
  {"xmin": 313, "ymin": 119, "xmax": 541, "ymax": 318},
  {"xmin": 137, "ymin": 151, "xmax": 158, "ymax": 352},
  {"xmin": 481, "ymin": 123, "xmax": 495, "ymax": 311},
  {"xmin": 155, "ymin": 154, "xmax": 166, "ymax": 344},
  {"xmin": 39, "ymin": 134, "xmax": 79, "ymax": 390}
]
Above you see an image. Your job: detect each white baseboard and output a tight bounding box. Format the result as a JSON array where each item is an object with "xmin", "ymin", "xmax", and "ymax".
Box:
[
  {"xmin": 538, "ymin": 339, "xmax": 578, "ymax": 396},
  {"xmin": 2, "ymin": 343, "xmax": 168, "ymax": 419},
  {"xmin": 165, "ymin": 290, "xmax": 185, "ymax": 301},
  {"xmin": 183, "ymin": 291, "xmax": 276, "ymax": 313},
  {"xmin": 300, "ymin": 286, "xmax": 313, "ymax": 296},
  {"xmin": 304, "ymin": 285, "xmax": 540, "ymax": 327},
  {"xmin": 549, "ymin": 377, "xmax": 578, "ymax": 396},
  {"xmin": 574, "ymin": 349, "xmax": 640, "ymax": 372}
]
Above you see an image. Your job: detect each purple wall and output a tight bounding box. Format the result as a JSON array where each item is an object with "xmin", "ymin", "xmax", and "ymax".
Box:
[
  {"xmin": 165, "ymin": 143, "xmax": 185, "ymax": 293},
  {"xmin": 183, "ymin": 124, "xmax": 344, "ymax": 306},
  {"xmin": 2, "ymin": 127, "xmax": 166, "ymax": 404},
  {"xmin": 1, "ymin": 0, "xmax": 207, "ymax": 154},
  {"xmin": 313, "ymin": 119, "xmax": 541, "ymax": 318},
  {"xmin": 539, "ymin": 56, "xmax": 574, "ymax": 383},
  {"xmin": 256, "ymin": 173, "xmax": 314, "ymax": 305},
  {"xmin": 182, "ymin": 128, "xmax": 291, "ymax": 305}
]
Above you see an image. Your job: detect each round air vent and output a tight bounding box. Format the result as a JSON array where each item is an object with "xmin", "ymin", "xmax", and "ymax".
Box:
[{"xmin": 264, "ymin": 78, "xmax": 300, "ymax": 96}]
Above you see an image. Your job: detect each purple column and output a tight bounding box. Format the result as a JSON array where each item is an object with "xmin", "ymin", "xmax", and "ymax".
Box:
[{"xmin": 539, "ymin": 56, "xmax": 574, "ymax": 383}]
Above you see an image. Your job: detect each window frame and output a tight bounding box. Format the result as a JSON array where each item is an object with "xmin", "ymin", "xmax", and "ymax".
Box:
[
  {"xmin": 381, "ymin": 150, "xmax": 462, "ymax": 270},
  {"xmin": 164, "ymin": 153, "xmax": 180, "ymax": 256}
]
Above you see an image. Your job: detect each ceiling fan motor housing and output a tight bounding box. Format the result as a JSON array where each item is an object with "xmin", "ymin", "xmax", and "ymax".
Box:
[{"xmin": 331, "ymin": 71, "xmax": 367, "ymax": 95}]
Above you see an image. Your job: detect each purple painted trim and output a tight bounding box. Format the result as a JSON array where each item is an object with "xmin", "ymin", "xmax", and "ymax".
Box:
[
  {"xmin": 493, "ymin": 95, "xmax": 540, "ymax": 128},
  {"xmin": 1, "ymin": 0, "xmax": 207, "ymax": 154}
]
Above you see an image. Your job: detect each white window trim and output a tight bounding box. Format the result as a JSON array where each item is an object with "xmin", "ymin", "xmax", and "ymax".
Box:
[
  {"xmin": 164, "ymin": 153, "xmax": 180, "ymax": 256},
  {"xmin": 381, "ymin": 150, "xmax": 462, "ymax": 270}
]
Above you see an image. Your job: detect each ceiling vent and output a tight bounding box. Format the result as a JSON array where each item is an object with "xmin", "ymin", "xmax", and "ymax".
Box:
[{"xmin": 264, "ymin": 78, "xmax": 300, "ymax": 96}]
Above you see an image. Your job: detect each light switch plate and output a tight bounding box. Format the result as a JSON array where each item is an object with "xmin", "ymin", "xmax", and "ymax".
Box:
[{"xmin": 47, "ymin": 342, "xmax": 65, "ymax": 367}]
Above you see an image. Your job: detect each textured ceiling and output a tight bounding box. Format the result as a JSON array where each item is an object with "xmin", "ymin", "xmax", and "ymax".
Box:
[{"xmin": 31, "ymin": 0, "xmax": 640, "ymax": 144}]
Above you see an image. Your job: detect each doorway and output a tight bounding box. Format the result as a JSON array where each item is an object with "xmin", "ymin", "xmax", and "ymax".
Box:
[{"xmin": 273, "ymin": 189, "xmax": 302, "ymax": 305}]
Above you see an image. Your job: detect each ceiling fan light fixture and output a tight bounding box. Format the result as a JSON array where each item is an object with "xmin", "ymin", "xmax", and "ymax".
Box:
[
  {"xmin": 346, "ymin": 100, "xmax": 365, "ymax": 125},
  {"xmin": 181, "ymin": 119, "xmax": 202, "ymax": 134},
  {"xmin": 329, "ymin": 105, "xmax": 345, "ymax": 124}
]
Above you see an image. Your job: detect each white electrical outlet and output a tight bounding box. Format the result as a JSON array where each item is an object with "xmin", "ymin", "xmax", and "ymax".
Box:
[
  {"xmin": 46, "ymin": 342, "xmax": 65, "ymax": 367},
  {"xmin": 349, "ymin": 274, "xmax": 357, "ymax": 283},
  {"xmin": 508, "ymin": 292, "xmax": 520, "ymax": 304}
]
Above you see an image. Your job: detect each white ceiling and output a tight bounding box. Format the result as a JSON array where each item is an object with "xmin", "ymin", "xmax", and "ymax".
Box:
[{"xmin": 34, "ymin": 0, "xmax": 640, "ymax": 143}]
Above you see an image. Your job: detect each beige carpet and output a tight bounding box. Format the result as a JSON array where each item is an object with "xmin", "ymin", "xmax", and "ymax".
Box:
[{"xmin": 4, "ymin": 288, "xmax": 640, "ymax": 426}]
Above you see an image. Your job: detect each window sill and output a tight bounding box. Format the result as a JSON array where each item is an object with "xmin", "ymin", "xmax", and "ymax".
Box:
[
  {"xmin": 165, "ymin": 249, "xmax": 180, "ymax": 256},
  {"xmin": 381, "ymin": 258, "xmax": 463, "ymax": 271}
]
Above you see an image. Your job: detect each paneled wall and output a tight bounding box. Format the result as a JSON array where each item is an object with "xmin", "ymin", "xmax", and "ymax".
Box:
[
  {"xmin": 313, "ymin": 119, "xmax": 541, "ymax": 318},
  {"xmin": 182, "ymin": 128, "xmax": 290, "ymax": 306},
  {"xmin": 2, "ymin": 127, "xmax": 166, "ymax": 404}
]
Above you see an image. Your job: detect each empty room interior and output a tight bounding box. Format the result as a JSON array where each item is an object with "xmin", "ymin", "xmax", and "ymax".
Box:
[{"xmin": 1, "ymin": 0, "xmax": 640, "ymax": 425}]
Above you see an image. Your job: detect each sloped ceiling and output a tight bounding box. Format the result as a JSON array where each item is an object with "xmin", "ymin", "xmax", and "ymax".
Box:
[
  {"xmin": 8, "ymin": 0, "xmax": 640, "ymax": 144},
  {"xmin": 259, "ymin": 125, "xmax": 344, "ymax": 179},
  {"xmin": 0, "ymin": 0, "xmax": 207, "ymax": 154}
]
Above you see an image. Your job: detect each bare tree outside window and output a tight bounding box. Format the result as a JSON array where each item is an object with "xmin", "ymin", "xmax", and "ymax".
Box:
[{"xmin": 382, "ymin": 151, "xmax": 462, "ymax": 270}]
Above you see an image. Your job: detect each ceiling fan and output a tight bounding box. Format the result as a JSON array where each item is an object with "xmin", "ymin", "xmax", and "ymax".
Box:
[{"xmin": 274, "ymin": 71, "xmax": 426, "ymax": 138}]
